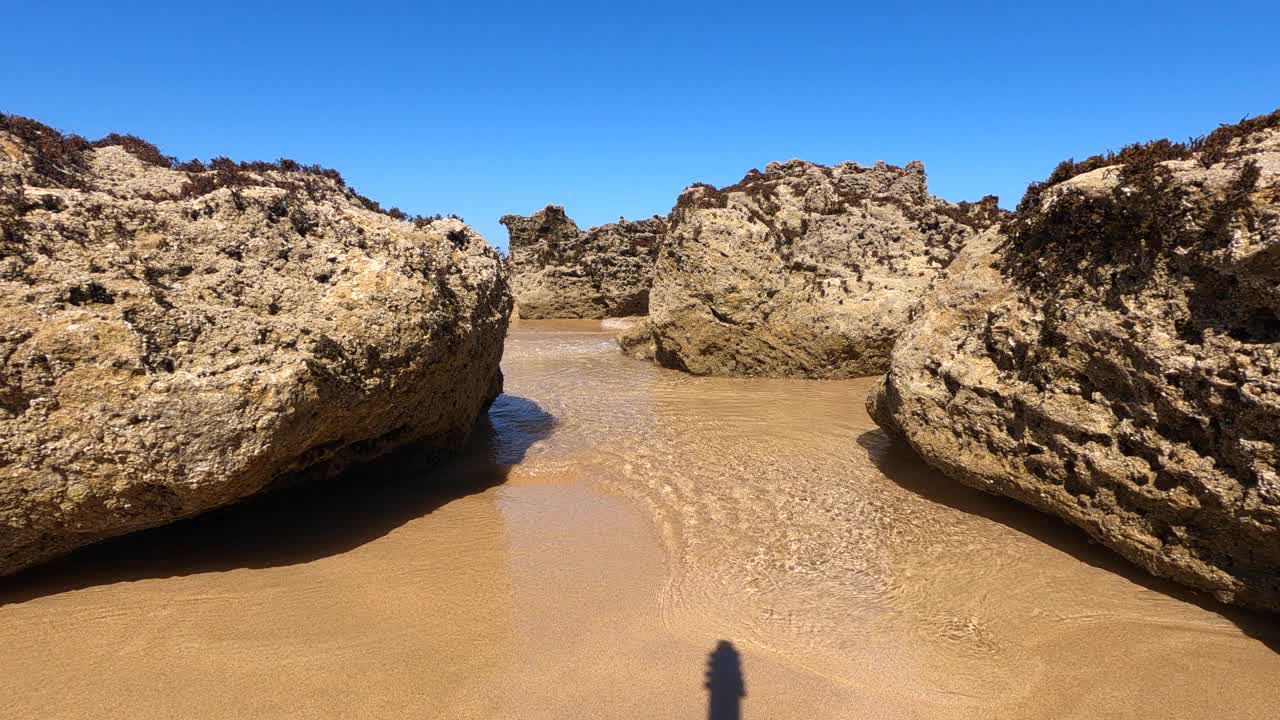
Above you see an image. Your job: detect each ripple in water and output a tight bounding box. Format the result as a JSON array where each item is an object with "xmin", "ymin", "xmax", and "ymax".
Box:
[
  {"xmin": 1, "ymin": 319, "xmax": 1276, "ymax": 719},
  {"xmin": 500, "ymin": 320, "xmax": 1280, "ymax": 717}
]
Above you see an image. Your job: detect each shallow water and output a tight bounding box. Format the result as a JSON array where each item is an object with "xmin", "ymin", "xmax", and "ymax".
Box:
[{"xmin": 2, "ymin": 319, "xmax": 1277, "ymax": 719}]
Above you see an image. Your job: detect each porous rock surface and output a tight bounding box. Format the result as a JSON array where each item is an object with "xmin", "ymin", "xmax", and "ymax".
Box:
[
  {"xmin": 0, "ymin": 116, "xmax": 511, "ymax": 575},
  {"xmin": 870, "ymin": 112, "xmax": 1280, "ymax": 611},
  {"xmin": 620, "ymin": 160, "xmax": 1003, "ymax": 377},
  {"xmin": 500, "ymin": 205, "xmax": 665, "ymax": 318}
]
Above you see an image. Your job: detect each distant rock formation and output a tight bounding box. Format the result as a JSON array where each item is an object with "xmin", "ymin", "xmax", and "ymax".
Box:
[
  {"xmin": 500, "ymin": 205, "xmax": 665, "ymax": 318},
  {"xmin": 620, "ymin": 159, "xmax": 1003, "ymax": 377},
  {"xmin": 0, "ymin": 114, "xmax": 512, "ymax": 575},
  {"xmin": 869, "ymin": 110, "xmax": 1280, "ymax": 611}
]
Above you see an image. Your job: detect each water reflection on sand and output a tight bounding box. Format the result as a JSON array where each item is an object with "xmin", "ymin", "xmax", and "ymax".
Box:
[{"xmin": 1, "ymin": 319, "xmax": 1276, "ymax": 719}]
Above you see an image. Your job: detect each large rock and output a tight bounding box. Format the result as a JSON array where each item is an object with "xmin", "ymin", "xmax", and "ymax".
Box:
[
  {"xmin": 499, "ymin": 205, "xmax": 665, "ymax": 318},
  {"xmin": 869, "ymin": 111, "xmax": 1280, "ymax": 611},
  {"xmin": 621, "ymin": 160, "xmax": 1003, "ymax": 377},
  {"xmin": 0, "ymin": 115, "xmax": 512, "ymax": 575}
]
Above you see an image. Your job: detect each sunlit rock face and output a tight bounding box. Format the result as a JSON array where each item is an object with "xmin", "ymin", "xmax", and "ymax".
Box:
[
  {"xmin": 870, "ymin": 110, "xmax": 1280, "ymax": 611},
  {"xmin": 0, "ymin": 115, "xmax": 512, "ymax": 575},
  {"xmin": 500, "ymin": 205, "xmax": 665, "ymax": 319},
  {"xmin": 622, "ymin": 159, "xmax": 1003, "ymax": 377}
]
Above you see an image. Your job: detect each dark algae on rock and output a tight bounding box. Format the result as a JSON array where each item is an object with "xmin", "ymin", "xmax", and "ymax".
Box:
[
  {"xmin": 0, "ymin": 114, "xmax": 512, "ymax": 575},
  {"xmin": 870, "ymin": 109, "xmax": 1280, "ymax": 611},
  {"xmin": 622, "ymin": 159, "xmax": 1004, "ymax": 377}
]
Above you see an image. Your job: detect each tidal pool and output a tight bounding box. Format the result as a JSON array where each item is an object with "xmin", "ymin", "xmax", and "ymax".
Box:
[{"xmin": 2, "ymin": 320, "xmax": 1276, "ymax": 719}]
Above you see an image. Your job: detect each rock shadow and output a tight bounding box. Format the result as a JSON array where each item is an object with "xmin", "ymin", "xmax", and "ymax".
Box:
[
  {"xmin": 705, "ymin": 640, "xmax": 746, "ymax": 720},
  {"xmin": 857, "ymin": 428, "xmax": 1280, "ymax": 653},
  {"xmin": 0, "ymin": 394, "xmax": 555, "ymax": 606}
]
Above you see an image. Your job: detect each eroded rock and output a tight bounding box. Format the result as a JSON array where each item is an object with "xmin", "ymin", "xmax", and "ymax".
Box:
[
  {"xmin": 623, "ymin": 160, "xmax": 1003, "ymax": 377},
  {"xmin": 870, "ymin": 110, "xmax": 1280, "ymax": 611},
  {"xmin": 0, "ymin": 115, "xmax": 512, "ymax": 575},
  {"xmin": 500, "ymin": 205, "xmax": 665, "ymax": 318}
]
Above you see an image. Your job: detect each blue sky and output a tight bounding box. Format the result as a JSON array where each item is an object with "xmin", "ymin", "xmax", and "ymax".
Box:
[{"xmin": 3, "ymin": 1, "xmax": 1277, "ymax": 249}]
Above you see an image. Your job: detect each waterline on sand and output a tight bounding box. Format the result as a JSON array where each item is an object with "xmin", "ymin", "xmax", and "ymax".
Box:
[{"xmin": 2, "ymin": 319, "xmax": 1276, "ymax": 719}]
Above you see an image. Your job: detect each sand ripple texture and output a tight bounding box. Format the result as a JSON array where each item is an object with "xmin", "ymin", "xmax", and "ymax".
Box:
[{"xmin": 1, "ymin": 319, "xmax": 1276, "ymax": 719}]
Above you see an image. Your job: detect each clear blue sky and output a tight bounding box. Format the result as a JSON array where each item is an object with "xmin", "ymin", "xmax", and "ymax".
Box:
[{"xmin": 3, "ymin": 1, "xmax": 1277, "ymax": 250}]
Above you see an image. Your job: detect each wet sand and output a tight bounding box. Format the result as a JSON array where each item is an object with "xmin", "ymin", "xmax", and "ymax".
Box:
[{"xmin": 2, "ymin": 319, "xmax": 1277, "ymax": 719}]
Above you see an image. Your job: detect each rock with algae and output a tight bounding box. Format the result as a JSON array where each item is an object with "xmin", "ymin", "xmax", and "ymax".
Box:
[
  {"xmin": 621, "ymin": 159, "xmax": 1003, "ymax": 377},
  {"xmin": 870, "ymin": 110, "xmax": 1280, "ymax": 611},
  {"xmin": 0, "ymin": 115, "xmax": 511, "ymax": 575},
  {"xmin": 500, "ymin": 204, "xmax": 665, "ymax": 319}
]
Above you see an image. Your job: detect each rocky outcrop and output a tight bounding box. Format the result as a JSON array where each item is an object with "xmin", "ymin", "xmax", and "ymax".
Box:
[
  {"xmin": 500, "ymin": 205, "xmax": 665, "ymax": 318},
  {"xmin": 870, "ymin": 111, "xmax": 1280, "ymax": 611},
  {"xmin": 0, "ymin": 115, "xmax": 512, "ymax": 575},
  {"xmin": 621, "ymin": 160, "xmax": 1004, "ymax": 377}
]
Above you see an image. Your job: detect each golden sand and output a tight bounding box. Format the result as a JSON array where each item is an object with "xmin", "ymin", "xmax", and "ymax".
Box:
[{"xmin": 2, "ymin": 320, "xmax": 1275, "ymax": 719}]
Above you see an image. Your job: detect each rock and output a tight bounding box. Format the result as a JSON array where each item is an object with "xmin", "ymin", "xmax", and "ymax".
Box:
[
  {"xmin": 624, "ymin": 159, "xmax": 1004, "ymax": 377},
  {"xmin": 500, "ymin": 205, "xmax": 665, "ymax": 318},
  {"xmin": 870, "ymin": 110, "xmax": 1280, "ymax": 611},
  {"xmin": 0, "ymin": 115, "xmax": 512, "ymax": 575},
  {"xmin": 618, "ymin": 318, "xmax": 657, "ymax": 362}
]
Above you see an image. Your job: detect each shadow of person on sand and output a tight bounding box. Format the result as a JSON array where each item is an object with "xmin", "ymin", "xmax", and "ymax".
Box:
[
  {"xmin": 857, "ymin": 428, "xmax": 1280, "ymax": 653},
  {"xmin": 706, "ymin": 640, "xmax": 746, "ymax": 720},
  {"xmin": 0, "ymin": 394, "xmax": 555, "ymax": 606}
]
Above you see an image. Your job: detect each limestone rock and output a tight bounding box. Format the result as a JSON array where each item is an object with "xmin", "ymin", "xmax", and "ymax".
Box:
[
  {"xmin": 625, "ymin": 159, "xmax": 1003, "ymax": 377},
  {"xmin": 0, "ymin": 115, "xmax": 512, "ymax": 575},
  {"xmin": 870, "ymin": 111, "xmax": 1280, "ymax": 611},
  {"xmin": 500, "ymin": 205, "xmax": 665, "ymax": 318}
]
